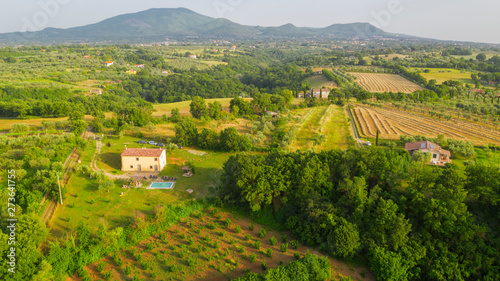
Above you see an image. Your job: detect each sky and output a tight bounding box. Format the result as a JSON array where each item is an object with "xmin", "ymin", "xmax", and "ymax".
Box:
[{"xmin": 0, "ymin": 0, "xmax": 499, "ymax": 44}]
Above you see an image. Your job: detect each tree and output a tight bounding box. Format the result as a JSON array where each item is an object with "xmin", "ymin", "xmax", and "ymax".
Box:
[
  {"xmin": 198, "ymin": 128, "xmax": 219, "ymax": 150},
  {"xmin": 72, "ymin": 120, "xmax": 88, "ymax": 136},
  {"xmin": 369, "ymin": 246, "xmax": 410, "ymax": 281},
  {"xmin": 169, "ymin": 108, "xmax": 181, "ymax": 123},
  {"xmin": 10, "ymin": 123, "xmax": 30, "ymax": 134},
  {"xmin": 175, "ymin": 117, "xmax": 198, "ymax": 146},
  {"xmin": 476, "ymin": 53, "xmax": 487, "ymax": 62},
  {"xmin": 327, "ymin": 218, "xmax": 361, "ymax": 258},
  {"xmin": 208, "ymin": 101, "xmax": 222, "ymax": 120},
  {"xmin": 189, "ymin": 96, "xmax": 206, "ymax": 119}
]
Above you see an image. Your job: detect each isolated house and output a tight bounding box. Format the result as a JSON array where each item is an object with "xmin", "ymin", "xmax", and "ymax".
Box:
[
  {"xmin": 404, "ymin": 141, "xmax": 451, "ymax": 165},
  {"xmin": 297, "ymin": 92, "xmax": 305, "ymax": 98},
  {"xmin": 187, "ymin": 54, "xmax": 197, "ymax": 59},
  {"xmin": 134, "ymin": 64, "xmax": 145, "ymax": 68},
  {"xmin": 121, "ymin": 148, "xmax": 167, "ymax": 172},
  {"xmin": 105, "ymin": 61, "xmax": 114, "ymax": 67}
]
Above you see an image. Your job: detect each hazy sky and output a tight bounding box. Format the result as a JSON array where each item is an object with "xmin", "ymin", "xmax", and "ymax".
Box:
[{"xmin": 1, "ymin": 0, "xmax": 499, "ymax": 43}]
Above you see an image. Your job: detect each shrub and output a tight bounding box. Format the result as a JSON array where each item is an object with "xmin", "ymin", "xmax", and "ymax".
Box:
[
  {"xmin": 146, "ymin": 242, "xmax": 154, "ymax": 251},
  {"xmin": 96, "ymin": 262, "xmax": 105, "ymax": 272},
  {"xmin": 223, "ymin": 218, "xmax": 232, "ymax": 228},
  {"xmin": 261, "ymin": 260, "xmax": 267, "ymax": 270},
  {"xmin": 170, "ymin": 265, "xmax": 178, "ymax": 272},
  {"xmin": 258, "ymin": 229, "xmax": 266, "ymax": 238},
  {"xmin": 266, "ymin": 248, "xmax": 273, "ymax": 258},
  {"xmin": 244, "ymin": 234, "xmax": 252, "ymax": 241},
  {"xmin": 249, "ymin": 253, "xmax": 257, "ymax": 262},
  {"xmin": 291, "ymin": 240, "xmax": 299, "ymax": 249},
  {"xmin": 248, "ymin": 223, "xmax": 254, "ymax": 231},
  {"xmin": 281, "ymin": 243, "xmax": 288, "ymax": 253},
  {"xmin": 294, "ymin": 252, "xmax": 301, "ymax": 260},
  {"xmin": 124, "ymin": 266, "xmax": 132, "ymax": 275},
  {"xmin": 255, "ymin": 240, "xmax": 261, "ymax": 250},
  {"xmin": 234, "ymin": 225, "xmax": 241, "ymax": 233},
  {"xmin": 180, "ymin": 233, "xmax": 187, "ymax": 239},
  {"xmin": 103, "ymin": 271, "xmax": 112, "ymax": 280},
  {"xmin": 269, "ymin": 236, "xmax": 277, "ymax": 246}
]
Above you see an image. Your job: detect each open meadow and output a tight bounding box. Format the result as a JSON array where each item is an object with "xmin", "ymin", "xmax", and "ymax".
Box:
[
  {"xmin": 410, "ymin": 68, "xmax": 475, "ymax": 84},
  {"xmin": 350, "ymin": 73, "xmax": 425, "ymax": 93},
  {"xmin": 71, "ymin": 208, "xmax": 373, "ymax": 281}
]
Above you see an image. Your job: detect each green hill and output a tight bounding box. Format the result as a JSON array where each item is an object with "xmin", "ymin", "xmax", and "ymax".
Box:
[{"xmin": 0, "ymin": 8, "xmax": 402, "ymax": 44}]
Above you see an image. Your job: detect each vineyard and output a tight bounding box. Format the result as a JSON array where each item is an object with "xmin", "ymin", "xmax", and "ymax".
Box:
[
  {"xmin": 350, "ymin": 73, "xmax": 425, "ymax": 93},
  {"xmin": 352, "ymin": 105, "xmax": 500, "ymax": 145}
]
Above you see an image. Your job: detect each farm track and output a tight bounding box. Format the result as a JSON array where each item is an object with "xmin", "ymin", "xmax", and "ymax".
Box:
[
  {"xmin": 354, "ymin": 105, "xmax": 500, "ymax": 145},
  {"xmin": 346, "ymin": 105, "xmax": 363, "ymax": 148}
]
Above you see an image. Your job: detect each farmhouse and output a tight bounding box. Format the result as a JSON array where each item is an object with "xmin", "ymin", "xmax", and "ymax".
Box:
[
  {"xmin": 187, "ymin": 54, "xmax": 197, "ymax": 59},
  {"xmin": 134, "ymin": 64, "xmax": 145, "ymax": 68},
  {"xmin": 310, "ymin": 89, "xmax": 330, "ymax": 99},
  {"xmin": 404, "ymin": 141, "xmax": 451, "ymax": 166},
  {"xmin": 105, "ymin": 61, "xmax": 114, "ymax": 67},
  {"xmin": 297, "ymin": 92, "xmax": 305, "ymax": 98},
  {"xmin": 121, "ymin": 148, "xmax": 167, "ymax": 172}
]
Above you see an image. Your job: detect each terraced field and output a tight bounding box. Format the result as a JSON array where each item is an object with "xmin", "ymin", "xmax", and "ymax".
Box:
[
  {"xmin": 352, "ymin": 105, "xmax": 500, "ymax": 145},
  {"xmin": 350, "ymin": 73, "xmax": 425, "ymax": 93}
]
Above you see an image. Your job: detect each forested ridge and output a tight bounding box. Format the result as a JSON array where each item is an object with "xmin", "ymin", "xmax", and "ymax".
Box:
[{"xmin": 220, "ymin": 148, "xmax": 500, "ymax": 281}]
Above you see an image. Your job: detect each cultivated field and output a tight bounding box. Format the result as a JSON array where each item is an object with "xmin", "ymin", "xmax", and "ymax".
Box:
[
  {"xmin": 71, "ymin": 209, "xmax": 372, "ymax": 281},
  {"xmin": 306, "ymin": 74, "xmax": 338, "ymax": 89},
  {"xmin": 351, "ymin": 105, "xmax": 500, "ymax": 145},
  {"xmin": 350, "ymin": 73, "xmax": 425, "ymax": 93}
]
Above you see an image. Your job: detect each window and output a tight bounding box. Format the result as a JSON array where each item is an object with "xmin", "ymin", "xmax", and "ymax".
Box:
[
  {"xmin": 432, "ymin": 154, "xmax": 437, "ymax": 159},
  {"xmin": 154, "ymin": 158, "xmax": 158, "ymax": 161},
  {"xmin": 150, "ymin": 166, "xmax": 153, "ymax": 169},
  {"xmin": 130, "ymin": 165, "xmax": 134, "ymax": 169},
  {"xmin": 136, "ymin": 158, "xmax": 139, "ymax": 161}
]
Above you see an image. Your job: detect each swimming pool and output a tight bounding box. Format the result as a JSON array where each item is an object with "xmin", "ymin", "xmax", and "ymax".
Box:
[{"xmin": 149, "ymin": 182, "xmax": 175, "ymax": 189}]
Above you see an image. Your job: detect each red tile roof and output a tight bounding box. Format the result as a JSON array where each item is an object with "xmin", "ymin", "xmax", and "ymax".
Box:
[
  {"xmin": 404, "ymin": 141, "xmax": 451, "ymax": 157},
  {"xmin": 121, "ymin": 148, "xmax": 164, "ymax": 157}
]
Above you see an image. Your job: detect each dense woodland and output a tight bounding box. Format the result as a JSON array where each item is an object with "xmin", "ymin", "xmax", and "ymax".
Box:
[{"xmin": 220, "ymin": 148, "xmax": 500, "ymax": 281}]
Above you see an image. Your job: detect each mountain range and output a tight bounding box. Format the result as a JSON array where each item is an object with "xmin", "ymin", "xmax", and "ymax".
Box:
[{"xmin": 0, "ymin": 8, "xmax": 410, "ymax": 44}]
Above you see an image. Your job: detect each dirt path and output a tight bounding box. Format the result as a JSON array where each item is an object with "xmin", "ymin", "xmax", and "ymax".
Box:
[{"xmin": 88, "ymin": 133, "xmax": 129, "ymax": 180}]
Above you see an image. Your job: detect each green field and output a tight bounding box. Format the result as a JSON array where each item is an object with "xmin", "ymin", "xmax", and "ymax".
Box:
[
  {"xmin": 306, "ymin": 74, "xmax": 338, "ymax": 89},
  {"xmin": 152, "ymin": 98, "xmax": 252, "ymax": 117},
  {"xmin": 410, "ymin": 68, "xmax": 475, "ymax": 84}
]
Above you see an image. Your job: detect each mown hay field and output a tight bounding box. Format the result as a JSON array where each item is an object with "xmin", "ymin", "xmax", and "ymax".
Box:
[
  {"xmin": 350, "ymin": 73, "xmax": 425, "ymax": 93},
  {"xmin": 352, "ymin": 105, "xmax": 500, "ymax": 145}
]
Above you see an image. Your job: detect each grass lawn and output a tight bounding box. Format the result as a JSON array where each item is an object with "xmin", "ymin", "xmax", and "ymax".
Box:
[
  {"xmin": 306, "ymin": 75, "xmax": 338, "ymax": 89},
  {"xmin": 74, "ymin": 209, "xmax": 373, "ymax": 281}
]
